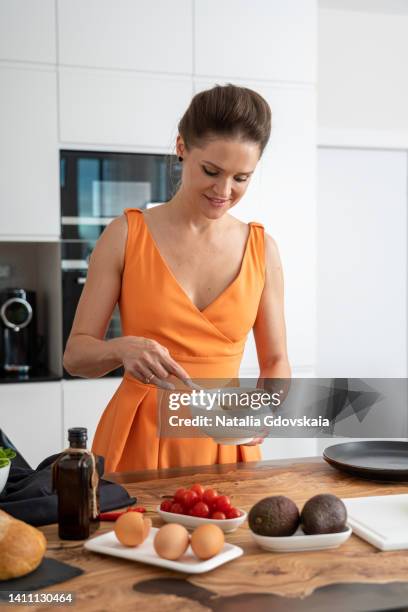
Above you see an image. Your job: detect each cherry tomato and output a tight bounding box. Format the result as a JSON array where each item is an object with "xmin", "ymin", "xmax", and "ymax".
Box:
[
  {"xmin": 190, "ymin": 483, "xmax": 205, "ymax": 499},
  {"xmin": 213, "ymin": 495, "xmax": 231, "ymax": 513},
  {"xmin": 191, "ymin": 501, "xmax": 210, "ymax": 518},
  {"xmin": 160, "ymin": 500, "xmax": 173, "ymax": 512},
  {"xmin": 211, "ymin": 511, "xmax": 227, "ymax": 520},
  {"xmin": 202, "ymin": 488, "xmax": 218, "ymax": 506},
  {"xmin": 226, "ymin": 507, "xmax": 241, "ymax": 519},
  {"xmin": 170, "ymin": 502, "xmax": 185, "ymax": 515},
  {"xmin": 181, "ymin": 489, "xmax": 199, "ymax": 509},
  {"xmin": 174, "ymin": 488, "xmax": 187, "ymax": 503}
]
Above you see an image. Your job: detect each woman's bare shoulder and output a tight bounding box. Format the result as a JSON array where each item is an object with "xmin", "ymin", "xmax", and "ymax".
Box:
[
  {"xmin": 226, "ymin": 214, "xmax": 251, "ymax": 241},
  {"xmin": 90, "ymin": 214, "xmax": 128, "ymax": 273},
  {"xmin": 264, "ymin": 232, "xmax": 282, "ymax": 273}
]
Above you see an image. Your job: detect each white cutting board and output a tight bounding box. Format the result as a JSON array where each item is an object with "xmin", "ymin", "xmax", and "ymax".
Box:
[{"xmin": 342, "ymin": 494, "xmax": 408, "ymax": 551}]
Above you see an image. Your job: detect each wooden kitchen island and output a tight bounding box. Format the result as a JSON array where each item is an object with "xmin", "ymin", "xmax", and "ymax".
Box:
[{"xmin": 38, "ymin": 457, "xmax": 408, "ymax": 612}]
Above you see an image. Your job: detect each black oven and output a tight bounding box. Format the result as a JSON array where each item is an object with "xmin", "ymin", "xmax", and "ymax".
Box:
[
  {"xmin": 60, "ymin": 150, "xmax": 181, "ymax": 240},
  {"xmin": 61, "ymin": 240, "xmax": 123, "ymax": 378},
  {"xmin": 60, "ymin": 150, "xmax": 181, "ymax": 378}
]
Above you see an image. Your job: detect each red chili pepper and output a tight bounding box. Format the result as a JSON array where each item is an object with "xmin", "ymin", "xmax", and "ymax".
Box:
[
  {"xmin": 98, "ymin": 511, "xmax": 124, "ymax": 521},
  {"xmin": 128, "ymin": 506, "xmax": 146, "ymax": 513},
  {"xmin": 99, "ymin": 506, "xmax": 147, "ymax": 521}
]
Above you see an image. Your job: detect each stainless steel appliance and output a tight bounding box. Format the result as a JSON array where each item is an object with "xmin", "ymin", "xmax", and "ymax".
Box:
[
  {"xmin": 0, "ymin": 288, "xmax": 37, "ymax": 373},
  {"xmin": 60, "ymin": 150, "xmax": 181, "ymax": 377},
  {"xmin": 61, "ymin": 241, "xmax": 123, "ymax": 378},
  {"xmin": 60, "ymin": 149, "xmax": 181, "ymax": 240}
]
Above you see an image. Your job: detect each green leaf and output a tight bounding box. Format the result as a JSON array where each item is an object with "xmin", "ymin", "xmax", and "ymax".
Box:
[
  {"xmin": 0, "ymin": 458, "xmax": 9, "ymax": 468},
  {"xmin": 0, "ymin": 447, "xmax": 16, "ymax": 461}
]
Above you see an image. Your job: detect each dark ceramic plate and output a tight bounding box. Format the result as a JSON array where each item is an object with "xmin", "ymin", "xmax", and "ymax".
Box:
[{"xmin": 323, "ymin": 441, "xmax": 408, "ymax": 481}]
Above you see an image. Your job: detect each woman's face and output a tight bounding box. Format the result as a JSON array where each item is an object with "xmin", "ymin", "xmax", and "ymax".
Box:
[{"xmin": 176, "ymin": 136, "xmax": 260, "ymax": 218}]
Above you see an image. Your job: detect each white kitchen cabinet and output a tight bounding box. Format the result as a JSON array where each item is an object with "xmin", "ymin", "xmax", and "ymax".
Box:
[
  {"xmin": 0, "ymin": 382, "xmax": 62, "ymax": 468},
  {"xmin": 59, "ymin": 68, "xmax": 193, "ymax": 148},
  {"xmin": 0, "ymin": 66, "xmax": 59, "ymax": 239},
  {"xmin": 194, "ymin": 0, "xmax": 317, "ymax": 83},
  {"xmin": 62, "ymin": 379, "xmax": 122, "ymax": 449},
  {"xmin": 58, "ymin": 0, "xmax": 192, "ymax": 74},
  {"xmin": 262, "ymin": 438, "xmax": 317, "ymax": 460},
  {"xmin": 319, "ymin": 9, "xmax": 408, "ymax": 145},
  {"xmin": 317, "ymin": 148, "xmax": 407, "ymax": 377},
  {"xmin": 0, "ymin": 0, "xmax": 56, "ymax": 63}
]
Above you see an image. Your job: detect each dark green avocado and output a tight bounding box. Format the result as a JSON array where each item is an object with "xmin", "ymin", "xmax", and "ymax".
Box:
[
  {"xmin": 248, "ymin": 495, "xmax": 300, "ymax": 537},
  {"xmin": 300, "ymin": 493, "xmax": 347, "ymax": 535}
]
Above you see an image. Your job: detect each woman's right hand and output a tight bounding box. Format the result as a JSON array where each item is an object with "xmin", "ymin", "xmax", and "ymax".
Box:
[{"xmin": 115, "ymin": 336, "xmax": 191, "ymax": 390}]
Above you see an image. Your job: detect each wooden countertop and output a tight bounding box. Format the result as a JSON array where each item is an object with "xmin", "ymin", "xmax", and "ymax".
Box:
[{"xmin": 38, "ymin": 456, "xmax": 408, "ymax": 612}]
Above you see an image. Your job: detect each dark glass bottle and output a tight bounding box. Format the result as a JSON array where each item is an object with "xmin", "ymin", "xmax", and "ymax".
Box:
[{"xmin": 52, "ymin": 427, "xmax": 100, "ymax": 540}]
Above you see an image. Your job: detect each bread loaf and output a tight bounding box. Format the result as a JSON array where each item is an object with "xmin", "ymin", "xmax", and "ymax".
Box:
[{"xmin": 0, "ymin": 510, "xmax": 47, "ymax": 580}]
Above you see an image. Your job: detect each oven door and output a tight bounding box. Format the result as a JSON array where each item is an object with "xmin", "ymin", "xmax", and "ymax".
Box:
[
  {"xmin": 60, "ymin": 150, "xmax": 181, "ymax": 240},
  {"xmin": 62, "ymin": 266, "xmax": 124, "ymax": 378}
]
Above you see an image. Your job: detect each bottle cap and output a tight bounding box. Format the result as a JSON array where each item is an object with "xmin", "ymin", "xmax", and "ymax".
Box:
[{"xmin": 68, "ymin": 427, "xmax": 88, "ymax": 443}]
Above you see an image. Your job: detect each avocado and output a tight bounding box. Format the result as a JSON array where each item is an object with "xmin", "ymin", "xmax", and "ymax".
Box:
[
  {"xmin": 300, "ymin": 493, "xmax": 347, "ymax": 535},
  {"xmin": 248, "ymin": 495, "xmax": 299, "ymax": 537}
]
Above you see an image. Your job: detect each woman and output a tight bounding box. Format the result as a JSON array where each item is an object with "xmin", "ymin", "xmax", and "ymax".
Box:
[{"xmin": 63, "ymin": 84, "xmax": 291, "ymax": 472}]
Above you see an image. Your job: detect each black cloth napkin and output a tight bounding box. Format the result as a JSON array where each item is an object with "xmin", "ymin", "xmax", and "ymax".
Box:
[
  {"xmin": 0, "ymin": 558, "xmax": 83, "ymax": 600},
  {"xmin": 0, "ymin": 452, "xmax": 136, "ymax": 526}
]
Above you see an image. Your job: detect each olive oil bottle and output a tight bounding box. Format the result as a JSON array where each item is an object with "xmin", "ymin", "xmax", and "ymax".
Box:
[{"xmin": 52, "ymin": 427, "xmax": 100, "ymax": 540}]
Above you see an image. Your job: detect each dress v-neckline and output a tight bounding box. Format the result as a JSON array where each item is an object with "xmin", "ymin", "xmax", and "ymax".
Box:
[{"xmin": 139, "ymin": 210, "xmax": 253, "ymax": 315}]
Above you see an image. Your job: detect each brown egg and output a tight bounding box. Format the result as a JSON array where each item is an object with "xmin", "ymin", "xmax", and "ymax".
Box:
[
  {"xmin": 191, "ymin": 524, "xmax": 224, "ymax": 560},
  {"xmin": 153, "ymin": 523, "xmax": 190, "ymax": 560},
  {"xmin": 114, "ymin": 512, "xmax": 145, "ymax": 547},
  {"xmin": 143, "ymin": 517, "xmax": 152, "ymax": 540}
]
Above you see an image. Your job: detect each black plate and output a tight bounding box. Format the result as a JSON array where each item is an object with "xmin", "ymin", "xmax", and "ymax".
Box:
[{"xmin": 323, "ymin": 441, "xmax": 408, "ymax": 481}]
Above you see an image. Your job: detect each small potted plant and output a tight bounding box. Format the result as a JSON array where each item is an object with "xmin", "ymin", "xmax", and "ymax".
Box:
[{"xmin": 0, "ymin": 447, "xmax": 16, "ymax": 495}]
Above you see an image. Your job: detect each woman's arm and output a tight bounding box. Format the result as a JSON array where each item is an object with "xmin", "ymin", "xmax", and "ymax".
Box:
[
  {"xmin": 63, "ymin": 214, "xmax": 192, "ymax": 386},
  {"xmin": 63, "ymin": 215, "xmax": 128, "ymax": 378},
  {"xmin": 253, "ymin": 233, "xmax": 291, "ymax": 380},
  {"xmin": 242, "ymin": 233, "xmax": 291, "ymax": 446}
]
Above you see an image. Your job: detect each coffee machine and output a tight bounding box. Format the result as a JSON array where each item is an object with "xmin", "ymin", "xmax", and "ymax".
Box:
[{"xmin": 0, "ymin": 288, "xmax": 37, "ymax": 374}]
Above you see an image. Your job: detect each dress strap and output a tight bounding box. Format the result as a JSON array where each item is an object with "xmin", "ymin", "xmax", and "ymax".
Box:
[
  {"xmin": 248, "ymin": 221, "xmax": 266, "ymax": 285},
  {"xmin": 123, "ymin": 207, "xmax": 143, "ymax": 215},
  {"xmin": 122, "ymin": 208, "xmax": 146, "ymax": 269},
  {"xmin": 250, "ymin": 221, "xmax": 264, "ymax": 229}
]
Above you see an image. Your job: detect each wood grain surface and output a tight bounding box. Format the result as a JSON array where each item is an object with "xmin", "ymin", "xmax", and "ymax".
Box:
[{"xmin": 33, "ymin": 457, "xmax": 408, "ymax": 611}]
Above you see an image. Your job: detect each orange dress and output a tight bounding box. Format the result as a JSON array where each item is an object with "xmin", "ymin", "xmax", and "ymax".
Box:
[{"xmin": 92, "ymin": 208, "xmax": 265, "ymax": 472}]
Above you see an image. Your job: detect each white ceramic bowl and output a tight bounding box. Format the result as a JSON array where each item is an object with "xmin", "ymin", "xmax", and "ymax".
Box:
[
  {"xmin": 250, "ymin": 525, "xmax": 352, "ymax": 552},
  {"xmin": 0, "ymin": 462, "xmax": 10, "ymax": 495},
  {"xmin": 184, "ymin": 386, "xmax": 266, "ymax": 445},
  {"xmin": 157, "ymin": 506, "xmax": 247, "ymax": 533}
]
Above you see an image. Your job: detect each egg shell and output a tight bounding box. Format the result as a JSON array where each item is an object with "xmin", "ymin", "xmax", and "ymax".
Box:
[
  {"xmin": 143, "ymin": 517, "xmax": 152, "ymax": 540},
  {"xmin": 114, "ymin": 512, "xmax": 145, "ymax": 547},
  {"xmin": 153, "ymin": 523, "xmax": 190, "ymax": 560},
  {"xmin": 191, "ymin": 524, "xmax": 225, "ymax": 560}
]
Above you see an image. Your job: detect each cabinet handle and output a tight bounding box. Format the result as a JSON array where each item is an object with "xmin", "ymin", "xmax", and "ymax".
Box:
[{"xmin": 77, "ymin": 277, "xmax": 86, "ymax": 285}]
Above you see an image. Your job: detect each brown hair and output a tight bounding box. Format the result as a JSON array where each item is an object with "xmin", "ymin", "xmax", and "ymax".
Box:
[{"xmin": 178, "ymin": 83, "xmax": 272, "ymax": 157}]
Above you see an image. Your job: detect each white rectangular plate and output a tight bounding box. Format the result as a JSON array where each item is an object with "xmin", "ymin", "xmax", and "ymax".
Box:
[
  {"xmin": 84, "ymin": 527, "xmax": 243, "ymax": 573},
  {"xmin": 343, "ymin": 493, "xmax": 408, "ymax": 551},
  {"xmin": 250, "ymin": 526, "xmax": 352, "ymax": 552}
]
